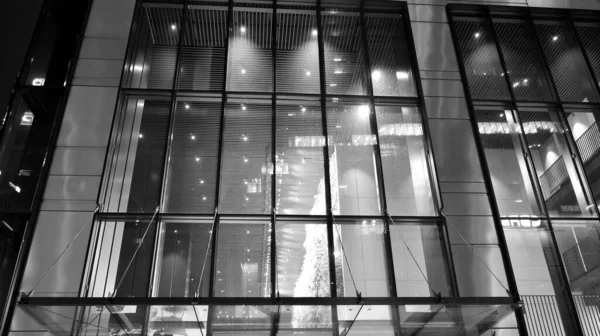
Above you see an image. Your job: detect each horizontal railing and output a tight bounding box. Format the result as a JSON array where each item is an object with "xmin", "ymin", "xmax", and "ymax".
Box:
[
  {"xmin": 539, "ymin": 156, "xmax": 568, "ymax": 200},
  {"xmin": 576, "ymin": 122, "xmax": 600, "ymax": 164}
]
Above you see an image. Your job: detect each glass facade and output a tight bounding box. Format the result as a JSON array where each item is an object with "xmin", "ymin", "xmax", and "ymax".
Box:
[{"xmin": 450, "ymin": 5, "xmax": 600, "ymax": 336}]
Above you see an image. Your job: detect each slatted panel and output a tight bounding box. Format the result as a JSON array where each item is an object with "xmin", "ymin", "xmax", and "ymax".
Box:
[
  {"xmin": 179, "ymin": 6, "xmax": 228, "ymax": 90},
  {"xmin": 219, "ymin": 99, "xmax": 272, "ymax": 214},
  {"xmin": 227, "ymin": 8, "xmax": 273, "ymax": 92},
  {"xmin": 322, "ymin": 11, "xmax": 368, "ymax": 96},
  {"xmin": 493, "ymin": 18, "xmax": 555, "ymax": 102},
  {"xmin": 376, "ymin": 105, "xmax": 433, "ymax": 216},
  {"xmin": 276, "ymin": 10, "xmax": 320, "ymax": 94},
  {"xmin": 146, "ymin": 46, "xmax": 178, "ymax": 89},
  {"xmin": 164, "ymin": 100, "xmax": 221, "ymax": 213},
  {"xmin": 535, "ymin": 21, "xmax": 599, "ymax": 103},
  {"xmin": 145, "ymin": 6, "xmax": 182, "ymax": 46},
  {"xmin": 143, "ymin": 6, "xmax": 182, "ymax": 89},
  {"xmin": 575, "ymin": 22, "xmax": 600, "ymax": 89},
  {"xmin": 522, "ymin": 295, "xmax": 566, "ymax": 336},
  {"xmin": 573, "ymin": 295, "xmax": 600, "ymax": 336},
  {"xmin": 275, "ymin": 100, "xmax": 325, "ymax": 215},
  {"xmin": 365, "ymin": 14, "xmax": 416, "ymax": 97},
  {"xmin": 453, "ymin": 18, "xmax": 511, "ymax": 100}
]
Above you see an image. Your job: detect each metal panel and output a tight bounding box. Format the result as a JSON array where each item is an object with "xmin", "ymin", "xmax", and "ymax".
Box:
[
  {"xmin": 49, "ymin": 147, "xmax": 105, "ymax": 176},
  {"xmin": 73, "ymin": 59, "xmax": 122, "ymax": 84},
  {"xmin": 408, "ymin": 4, "xmax": 447, "ymax": 23},
  {"xmin": 39, "ymin": 200, "xmax": 98, "ymax": 212},
  {"xmin": 429, "ymin": 119, "xmax": 484, "ymax": 182},
  {"xmin": 419, "ymin": 70, "xmax": 461, "ymax": 80},
  {"xmin": 440, "ymin": 181, "xmax": 487, "ymax": 193},
  {"xmin": 57, "ymin": 86, "xmax": 118, "ymax": 147},
  {"xmin": 411, "ymin": 22, "xmax": 459, "ymax": 72},
  {"xmin": 527, "ymin": 0, "xmax": 600, "ymax": 10},
  {"xmin": 452, "ymin": 244, "xmax": 509, "ymax": 297},
  {"xmin": 446, "ymin": 215, "xmax": 499, "ymax": 245},
  {"xmin": 42, "ymin": 176, "xmax": 101, "ymax": 201},
  {"xmin": 421, "ymin": 79, "xmax": 465, "ymax": 97},
  {"xmin": 424, "ymin": 96, "xmax": 469, "ymax": 119},
  {"xmin": 79, "ymin": 37, "xmax": 128, "ymax": 60},
  {"xmin": 19, "ymin": 211, "xmax": 94, "ymax": 296},
  {"xmin": 84, "ymin": 0, "xmax": 136, "ymax": 39},
  {"xmin": 442, "ymin": 192, "xmax": 493, "ymax": 216}
]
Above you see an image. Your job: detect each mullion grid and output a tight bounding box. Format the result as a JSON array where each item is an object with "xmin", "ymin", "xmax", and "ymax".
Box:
[
  {"xmin": 450, "ymin": 5, "xmax": 600, "ymax": 336},
  {"xmin": 96, "ymin": 1, "xmax": 440, "ymax": 334}
]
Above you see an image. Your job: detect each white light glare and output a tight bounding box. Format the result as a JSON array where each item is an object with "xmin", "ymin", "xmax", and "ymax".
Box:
[
  {"xmin": 241, "ymin": 26, "xmax": 247, "ymax": 33},
  {"xmin": 32, "ymin": 78, "xmax": 45, "ymax": 86},
  {"xmin": 552, "ymin": 35, "xmax": 558, "ymax": 41},
  {"xmin": 191, "ymin": 135, "xmax": 196, "ymax": 140},
  {"xmin": 358, "ymin": 105, "xmax": 370, "ymax": 118},
  {"xmin": 185, "ymin": 104, "xmax": 190, "ymax": 109},
  {"xmin": 396, "ymin": 71, "xmax": 409, "ymax": 80},
  {"xmin": 171, "ymin": 24, "xmax": 177, "ymax": 30},
  {"xmin": 474, "ymin": 32, "xmax": 481, "ymax": 38},
  {"xmin": 241, "ymin": 69, "xmax": 246, "ymax": 74},
  {"xmin": 306, "ymin": 71, "xmax": 311, "ymax": 76},
  {"xmin": 333, "ymin": 58, "xmax": 342, "ymax": 62},
  {"xmin": 312, "ymin": 29, "xmax": 318, "ymax": 36},
  {"xmin": 371, "ymin": 70, "xmax": 382, "ymax": 81},
  {"xmin": 138, "ymin": 134, "xmax": 143, "ymax": 138}
]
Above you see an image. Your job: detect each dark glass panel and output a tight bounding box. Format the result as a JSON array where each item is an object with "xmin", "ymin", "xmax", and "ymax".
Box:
[
  {"xmin": 575, "ymin": 22, "xmax": 600, "ymax": 89},
  {"xmin": 164, "ymin": 98, "xmax": 221, "ymax": 213},
  {"xmin": 453, "ymin": 17, "xmax": 511, "ymax": 100},
  {"xmin": 219, "ymin": 98, "xmax": 272, "ymax": 214}
]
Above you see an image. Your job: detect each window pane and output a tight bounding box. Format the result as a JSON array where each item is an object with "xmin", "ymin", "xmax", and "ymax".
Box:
[
  {"xmin": 326, "ymin": 99, "xmax": 381, "ymax": 216},
  {"xmin": 575, "ymin": 22, "xmax": 600, "ymax": 87},
  {"xmin": 376, "ymin": 105, "xmax": 435, "ymax": 216},
  {"xmin": 535, "ymin": 20, "xmax": 600, "ymax": 103},
  {"xmin": 276, "ymin": 9, "xmax": 320, "ymax": 94},
  {"xmin": 334, "ymin": 219, "xmax": 389, "ymax": 297},
  {"xmin": 276, "ymin": 98, "xmax": 325, "ymax": 215},
  {"xmin": 164, "ymin": 99, "xmax": 221, "ymax": 213},
  {"xmin": 492, "ymin": 18, "xmax": 556, "ymax": 102},
  {"xmin": 565, "ymin": 107, "xmax": 600, "ymax": 202},
  {"xmin": 214, "ymin": 218, "xmax": 271, "ymax": 297},
  {"xmin": 124, "ymin": 5, "xmax": 182, "ymax": 89},
  {"xmin": 390, "ymin": 223, "xmax": 450, "ymax": 297},
  {"xmin": 178, "ymin": 5, "xmax": 228, "ymax": 90},
  {"xmin": 504, "ymin": 220, "xmax": 582, "ymax": 335},
  {"xmin": 103, "ymin": 98, "xmax": 171, "ymax": 213},
  {"xmin": 365, "ymin": 13, "xmax": 416, "ymax": 97},
  {"xmin": 473, "ymin": 106, "xmax": 543, "ymax": 217},
  {"xmin": 322, "ymin": 9, "xmax": 368, "ymax": 95},
  {"xmin": 518, "ymin": 106, "xmax": 594, "ymax": 217},
  {"xmin": 154, "ymin": 219, "xmax": 212, "ymax": 297},
  {"xmin": 227, "ymin": 7, "xmax": 273, "ymax": 92},
  {"xmin": 276, "ymin": 220, "xmax": 330, "ymax": 297},
  {"xmin": 219, "ymin": 98, "xmax": 272, "ymax": 214},
  {"xmin": 453, "ymin": 17, "xmax": 511, "ymax": 100}
]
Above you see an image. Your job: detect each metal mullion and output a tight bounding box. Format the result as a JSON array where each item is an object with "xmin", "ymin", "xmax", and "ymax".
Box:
[
  {"xmin": 316, "ymin": 3, "xmax": 339, "ymax": 336},
  {"xmin": 446, "ymin": 7, "xmax": 529, "ymax": 336},
  {"xmin": 567, "ymin": 12, "xmax": 600, "ymax": 96},
  {"xmin": 271, "ymin": 0, "xmax": 277, "ymax": 301},
  {"xmin": 358, "ymin": 4, "xmax": 402, "ymax": 335}
]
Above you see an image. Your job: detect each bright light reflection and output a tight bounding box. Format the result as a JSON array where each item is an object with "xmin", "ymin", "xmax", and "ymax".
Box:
[
  {"xmin": 396, "ymin": 71, "xmax": 409, "ymax": 80},
  {"xmin": 371, "ymin": 70, "xmax": 382, "ymax": 81},
  {"xmin": 240, "ymin": 26, "xmax": 246, "ymax": 33},
  {"xmin": 358, "ymin": 105, "xmax": 370, "ymax": 118}
]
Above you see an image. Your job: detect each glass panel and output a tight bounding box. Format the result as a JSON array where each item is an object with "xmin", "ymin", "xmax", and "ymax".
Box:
[
  {"xmin": 153, "ymin": 219, "xmax": 212, "ymax": 297},
  {"xmin": 164, "ymin": 98, "xmax": 221, "ymax": 213},
  {"xmin": 473, "ymin": 105, "xmax": 543, "ymax": 217},
  {"xmin": 275, "ymin": 98, "xmax": 325, "ymax": 215},
  {"xmin": 103, "ymin": 98, "xmax": 171, "ymax": 213},
  {"xmin": 148, "ymin": 305, "xmax": 207, "ymax": 335},
  {"xmin": 453, "ymin": 17, "xmax": 511, "ymax": 100},
  {"xmin": 504, "ymin": 220, "xmax": 582, "ymax": 335},
  {"xmin": 365, "ymin": 13, "xmax": 416, "ymax": 97},
  {"xmin": 565, "ymin": 107, "xmax": 600, "ymax": 202},
  {"xmin": 535, "ymin": 20, "xmax": 600, "ymax": 103},
  {"xmin": 227, "ymin": 7, "xmax": 273, "ymax": 92},
  {"xmin": 276, "ymin": 9, "xmax": 320, "ymax": 94},
  {"xmin": 390, "ymin": 223, "xmax": 450, "ymax": 297},
  {"xmin": 334, "ymin": 219, "xmax": 389, "ymax": 297},
  {"xmin": 553, "ymin": 220, "xmax": 600, "ymax": 336},
  {"xmin": 492, "ymin": 17, "xmax": 556, "ymax": 102},
  {"xmin": 322, "ymin": 8, "xmax": 369, "ymax": 95},
  {"xmin": 518, "ymin": 106, "xmax": 594, "ymax": 217},
  {"xmin": 575, "ymin": 22, "xmax": 600, "ymax": 88},
  {"xmin": 337, "ymin": 305, "xmax": 394, "ymax": 335},
  {"xmin": 278, "ymin": 305, "xmax": 332, "ymax": 331},
  {"xmin": 211, "ymin": 305, "xmax": 275, "ymax": 334},
  {"xmin": 21, "ymin": 13, "xmax": 59, "ymax": 87},
  {"xmin": 326, "ymin": 99, "xmax": 381, "ymax": 216},
  {"xmin": 214, "ymin": 218, "xmax": 271, "ymax": 297},
  {"xmin": 178, "ymin": 5, "xmax": 228, "ymax": 90},
  {"xmin": 87, "ymin": 217, "xmax": 157, "ymax": 297},
  {"xmin": 276, "ymin": 220, "xmax": 330, "ymax": 297},
  {"xmin": 376, "ymin": 105, "xmax": 435, "ymax": 216},
  {"xmin": 219, "ymin": 98, "xmax": 272, "ymax": 214},
  {"xmin": 123, "ymin": 5, "xmax": 182, "ymax": 89}
]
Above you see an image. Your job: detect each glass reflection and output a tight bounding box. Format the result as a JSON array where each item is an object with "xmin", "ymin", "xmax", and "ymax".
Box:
[{"xmin": 566, "ymin": 107, "xmax": 600, "ymax": 202}]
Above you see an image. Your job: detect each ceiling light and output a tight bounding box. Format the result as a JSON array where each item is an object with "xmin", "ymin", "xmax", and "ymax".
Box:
[
  {"xmin": 499, "ymin": 113, "xmax": 504, "ymax": 117},
  {"xmin": 9, "ymin": 182, "xmax": 20, "ymax": 193},
  {"xmin": 301, "ymin": 107, "xmax": 306, "ymax": 112},
  {"xmin": 515, "ymin": 200, "xmax": 523, "ymax": 203},
  {"xmin": 306, "ymin": 71, "xmax": 311, "ymax": 76},
  {"xmin": 241, "ymin": 26, "xmax": 246, "ymax": 33},
  {"xmin": 333, "ymin": 58, "xmax": 342, "ymax": 62},
  {"xmin": 330, "ymin": 83, "xmax": 337, "ymax": 87},
  {"xmin": 200, "ymin": 179, "xmax": 204, "ymax": 184},
  {"xmin": 358, "ymin": 105, "xmax": 370, "ymax": 118},
  {"xmin": 243, "ymin": 156, "xmax": 248, "ymax": 163},
  {"xmin": 312, "ymin": 29, "xmax": 318, "ymax": 36},
  {"xmin": 21, "ymin": 112, "xmax": 34, "ymax": 126},
  {"xmin": 32, "ymin": 78, "xmax": 45, "ymax": 86},
  {"xmin": 191, "ymin": 135, "xmax": 196, "ymax": 140},
  {"xmin": 552, "ymin": 35, "xmax": 558, "ymax": 41},
  {"xmin": 335, "ymin": 125, "xmax": 341, "ymax": 128},
  {"xmin": 371, "ymin": 70, "xmax": 382, "ymax": 81},
  {"xmin": 242, "ymin": 105, "xmax": 246, "ymax": 110},
  {"xmin": 474, "ymin": 32, "xmax": 481, "ymax": 38},
  {"xmin": 334, "ymin": 70, "xmax": 343, "ymax": 74},
  {"xmin": 203, "ymin": 196, "xmax": 206, "ymax": 200},
  {"xmin": 185, "ymin": 104, "xmax": 190, "ymax": 109},
  {"xmin": 138, "ymin": 134, "xmax": 143, "ymax": 138},
  {"xmin": 523, "ymin": 79, "xmax": 529, "ymax": 83},
  {"xmin": 513, "ymin": 82, "xmax": 520, "ymax": 88},
  {"xmin": 241, "ymin": 69, "xmax": 246, "ymax": 74},
  {"xmin": 195, "ymin": 157, "xmax": 200, "ymax": 162},
  {"xmin": 396, "ymin": 71, "xmax": 409, "ymax": 80},
  {"xmin": 171, "ymin": 24, "xmax": 177, "ymax": 30}
]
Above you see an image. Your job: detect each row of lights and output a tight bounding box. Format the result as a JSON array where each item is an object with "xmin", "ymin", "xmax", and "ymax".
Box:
[{"xmin": 475, "ymin": 31, "xmax": 559, "ymax": 42}]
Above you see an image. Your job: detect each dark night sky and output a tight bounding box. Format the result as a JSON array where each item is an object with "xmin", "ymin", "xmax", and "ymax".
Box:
[{"xmin": 0, "ymin": 0, "xmax": 43, "ymax": 114}]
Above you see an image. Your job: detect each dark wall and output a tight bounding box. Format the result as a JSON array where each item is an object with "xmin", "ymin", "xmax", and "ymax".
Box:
[{"xmin": 0, "ymin": 0, "xmax": 43, "ymax": 114}]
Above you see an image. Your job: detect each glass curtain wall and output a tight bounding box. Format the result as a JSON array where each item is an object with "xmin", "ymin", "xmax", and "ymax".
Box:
[
  {"xmin": 449, "ymin": 5, "xmax": 600, "ymax": 336},
  {"xmin": 82, "ymin": 0, "xmax": 455, "ymax": 335}
]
